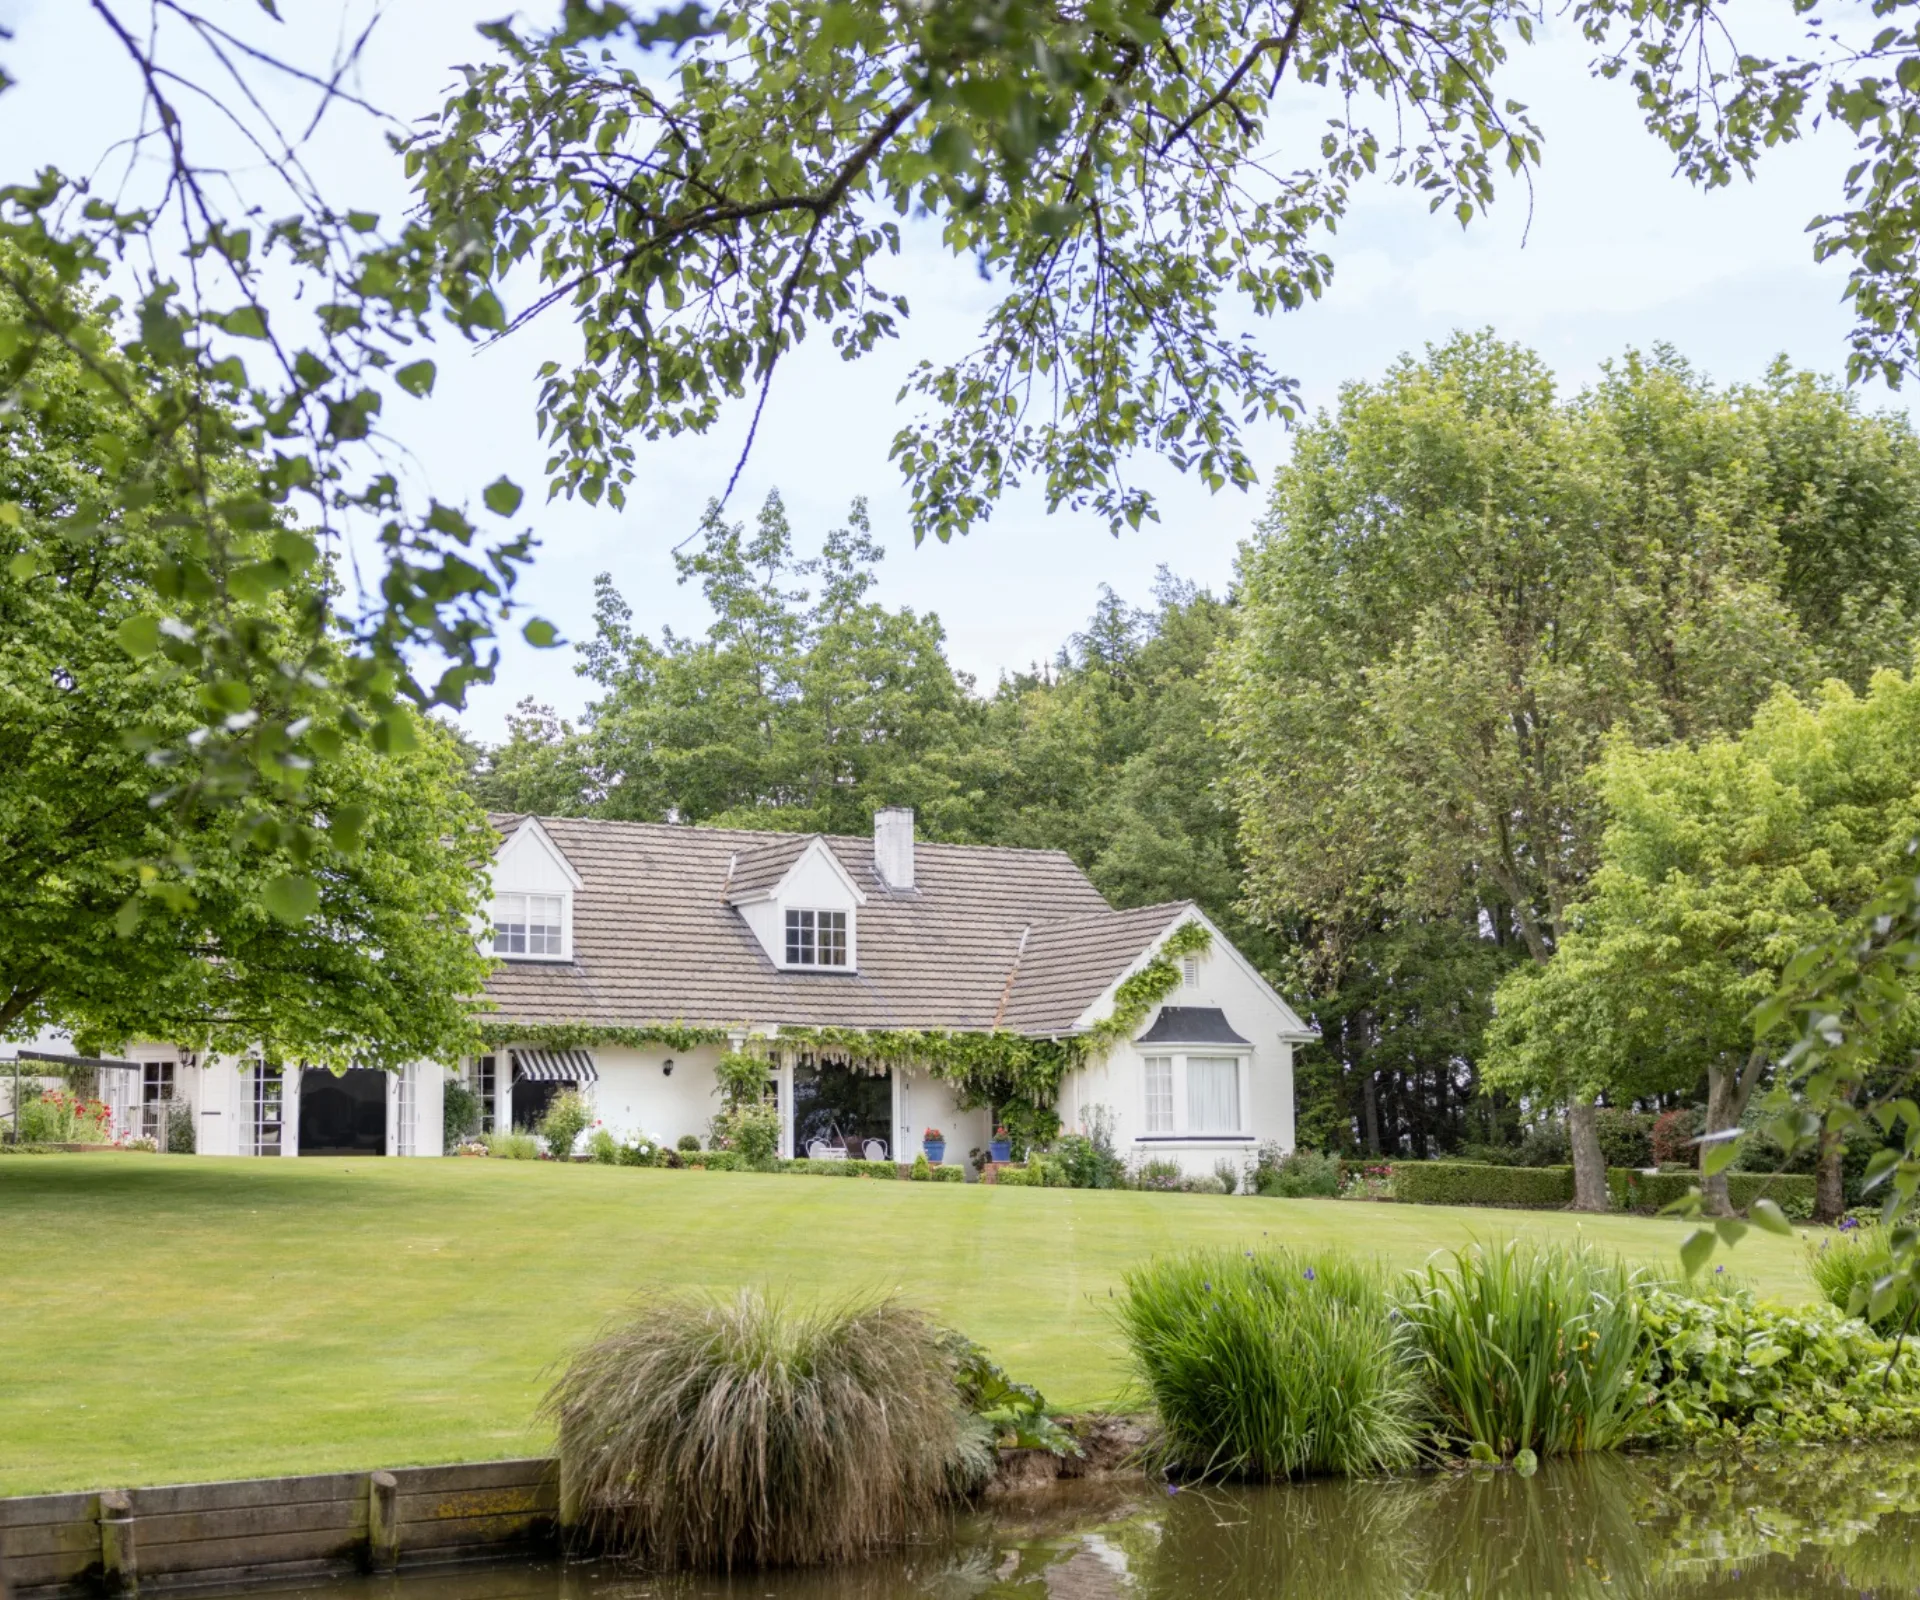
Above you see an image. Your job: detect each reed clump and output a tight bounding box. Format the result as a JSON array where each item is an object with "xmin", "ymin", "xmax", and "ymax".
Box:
[
  {"xmin": 1808, "ymin": 1224, "xmax": 1920, "ymax": 1334},
  {"xmin": 543, "ymin": 1289, "xmax": 991, "ymax": 1569},
  {"xmin": 1396, "ymin": 1240, "xmax": 1651, "ymax": 1461},
  {"xmin": 1116, "ymin": 1247, "xmax": 1424, "ymax": 1480}
]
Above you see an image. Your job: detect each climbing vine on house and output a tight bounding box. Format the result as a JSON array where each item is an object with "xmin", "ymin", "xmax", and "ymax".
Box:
[
  {"xmin": 776, "ymin": 922, "xmax": 1214, "ymax": 1112},
  {"xmin": 474, "ymin": 1021, "xmax": 734, "ymax": 1052},
  {"xmin": 1076, "ymin": 922, "xmax": 1213, "ymax": 1060}
]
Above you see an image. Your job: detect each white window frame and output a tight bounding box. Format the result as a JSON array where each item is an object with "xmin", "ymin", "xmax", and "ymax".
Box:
[
  {"xmin": 783, "ymin": 906, "xmax": 852, "ymax": 970},
  {"xmin": 1137, "ymin": 1048, "xmax": 1253, "ymax": 1142},
  {"xmin": 1142, "ymin": 1056, "xmax": 1175, "ymax": 1133},
  {"xmin": 491, "ymin": 891, "xmax": 569, "ymax": 961}
]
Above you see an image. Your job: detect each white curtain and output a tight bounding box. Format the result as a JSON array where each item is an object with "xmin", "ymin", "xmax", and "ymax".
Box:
[
  {"xmin": 1143, "ymin": 1057, "xmax": 1174, "ymax": 1132},
  {"xmin": 1186, "ymin": 1056, "xmax": 1240, "ymax": 1133}
]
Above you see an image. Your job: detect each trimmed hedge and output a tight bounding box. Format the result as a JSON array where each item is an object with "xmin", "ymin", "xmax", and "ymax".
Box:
[
  {"xmin": 1609, "ymin": 1167, "xmax": 1815, "ymax": 1219},
  {"xmin": 679, "ymin": 1150, "xmax": 743, "ymax": 1171},
  {"xmin": 1341, "ymin": 1159, "xmax": 1818, "ymax": 1217},
  {"xmin": 780, "ymin": 1158, "xmax": 900, "ymax": 1180},
  {"xmin": 1392, "ymin": 1161, "xmax": 1574, "ymax": 1209}
]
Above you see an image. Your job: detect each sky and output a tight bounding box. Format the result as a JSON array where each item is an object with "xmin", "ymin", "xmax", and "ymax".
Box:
[{"xmin": 0, "ymin": 1, "xmax": 1884, "ymax": 741}]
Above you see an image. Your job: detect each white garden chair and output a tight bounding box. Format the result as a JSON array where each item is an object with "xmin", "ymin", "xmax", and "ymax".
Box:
[{"xmin": 862, "ymin": 1138, "xmax": 888, "ymax": 1161}]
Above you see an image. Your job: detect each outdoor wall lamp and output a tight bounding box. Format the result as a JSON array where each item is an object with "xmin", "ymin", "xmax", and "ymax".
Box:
[{"xmin": 662, "ymin": 1059, "xmax": 674, "ymax": 1076}]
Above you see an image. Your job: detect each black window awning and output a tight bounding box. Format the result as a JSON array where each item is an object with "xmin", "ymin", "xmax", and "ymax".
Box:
[
  {"xmin": 1134, "ymin": 1006, "xmax": 1252, "ymax": 1047},
  {"xmin": 509, "ymin": 1048, "xmax": 598, "ymax": 1084}
]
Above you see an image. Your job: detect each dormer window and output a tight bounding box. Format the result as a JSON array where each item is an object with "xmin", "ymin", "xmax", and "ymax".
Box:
[
  {"xmin": 785, "ymin": 909, "xmax": 848, "ymax": 968},
  {"xmin": 494, "ymin": 892, "xmax": 565, "ymax": 957}
]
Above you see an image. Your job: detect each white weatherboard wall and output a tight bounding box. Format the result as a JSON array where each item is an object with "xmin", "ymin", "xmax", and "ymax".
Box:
[
  {"xmin": 558, "ymin": 1044, "xmax": 727, "ymax": 1148},
  {"xmin": 1062, "ymin": 919, "xmax": 1304, "ymax": 1179},
  {"xmin": 896, "ymin": 1071, "xmax": 991, "ymax": 1167}
]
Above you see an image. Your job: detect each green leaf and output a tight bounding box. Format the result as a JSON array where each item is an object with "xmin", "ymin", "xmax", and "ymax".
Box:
[
  {"xmin": 1680, "ymin": 1228, "xmax": 1717, "ymax": 1277},
  {"xmin": 8, "ymin": 549, "xmax": 44, "ymax": 581},
  {"xmin": 1749, "ymin": 1198, "xmax": 1794, "ymax": 1236},
  {"xmin": 1703, "ymin": 1136, "xmax": 1742, "ymax": 1176},
  {"xmin": 215, "ymin": 305, "xmax": 269, "ymax": 339},
  {"xmin": 395, "ymin": 360, "xmax": 437, "ymax": 398},
  {"xmin": 483, "ymin": 477, "xmax": 524, "ymax": 517},
  {"xmin": 1512, "ymin": 1447, "xmax": 1538, "ymax": 1478},
  {"xmin": 116, "ymin": 616, "xmax": 162, "ymax": 659},
  {"xmin": 522, "ymin": 618, "xmax": 559, "ymax": 647},
  {"xmin": 330, "ymin": 803, "xmax": 370, "ymax": 855},
  {"xmin": 1714, "ymin": 1217, "xmax": 1748, "ymax": 1247},
  {"xmin": 261, "ymin": 873, "xmax": 320, "ymax": 924},
  {"xmin": 1468, "ymin": 1441, "xmax": 1498, "ymax": 1464}
]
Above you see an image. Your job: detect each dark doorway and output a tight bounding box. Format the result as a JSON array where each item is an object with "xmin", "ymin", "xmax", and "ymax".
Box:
[
  {"xmin": 510, "ymin": 1076, "xmax": 569, "ymax": 1132},
  {"xmin": 792, "ymin": 1060, "xmax": 892, "ymax": 1156},
  {"xmin": 299, "ymin": 1068, "xmax": 387, "ymax": 1156}
]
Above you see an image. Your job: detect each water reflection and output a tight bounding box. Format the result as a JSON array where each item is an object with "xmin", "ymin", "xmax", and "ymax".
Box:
[{"xmin": 224, "ymin": 1446, "xmax": 1920, "ymax": 1600}]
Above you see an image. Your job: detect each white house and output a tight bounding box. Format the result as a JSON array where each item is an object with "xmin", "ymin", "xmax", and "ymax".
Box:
[
  {"xmin": 56, "ymin": 809, "xmax": 1309, "ymax": 1174},
  {"xmin": 470, "ymin": 808, "xmax": 1310, "ymax": 1175}
]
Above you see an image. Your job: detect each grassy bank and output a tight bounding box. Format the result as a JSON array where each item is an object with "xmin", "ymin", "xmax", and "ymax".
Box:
[{"xmin": 0, "ymin": 1155, "xmax": 1819, "ymax": 1494}]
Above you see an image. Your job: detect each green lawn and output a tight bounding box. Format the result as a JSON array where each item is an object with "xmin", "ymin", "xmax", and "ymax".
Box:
[{"xmin": 1, "ymin": 1154, "xmax": 1819, "ymax": 1494}]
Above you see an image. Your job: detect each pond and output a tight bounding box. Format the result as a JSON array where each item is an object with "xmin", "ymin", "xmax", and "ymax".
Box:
[{"xmin": 220, "ymin": 1445, "xmax": 1920, "ymax": 1600}]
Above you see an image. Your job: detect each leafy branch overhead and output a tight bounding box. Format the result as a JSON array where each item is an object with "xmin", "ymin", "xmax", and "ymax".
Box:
[{"xmin": 407, "ymin": 0, "xmax": 1546, "ymax": 538}]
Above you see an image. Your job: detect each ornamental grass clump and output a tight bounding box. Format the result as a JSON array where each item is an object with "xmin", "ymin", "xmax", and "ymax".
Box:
[
  {"xmin": 1396, "ymin": 1241, "xmax": 1651, "ymax": 1463},
  {"xmin": 1809, "ymin": 1223, "xmax": 1920, "ymax": 1334},
  {"xmin": 544, "ymin": 1290, "xmax": 992, "ymax": 1570},
  {"xmin": 1116, "ymin": 1247, "xmax": 1423, "ymax": 1480}
]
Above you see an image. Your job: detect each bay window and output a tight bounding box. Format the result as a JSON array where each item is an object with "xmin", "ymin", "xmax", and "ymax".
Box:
[{"xmin": 1139, "ymin": 1050, "xmax": 1250, "ymax": 1139}]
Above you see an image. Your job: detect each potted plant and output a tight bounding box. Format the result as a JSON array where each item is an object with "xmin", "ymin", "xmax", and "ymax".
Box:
[
  {"xmin": 922, "ymin": 1127, "xmax": 946, "ymax": 1164},
  {"xmin": 989, "ymin": 1124, "xmax": 1012, "ymax": 1164}
]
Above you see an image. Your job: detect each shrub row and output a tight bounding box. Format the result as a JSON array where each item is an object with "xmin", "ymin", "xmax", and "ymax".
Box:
[
  {"xmin": 1608, "ymin": 1167, "xmax": 1815, "ymax": 1218},
  {"xmin": 1390, "ymin": 1161, "xmax": 1574, "ymax": 1209},
  {"xmin": 1340, "ymin": 1159, "xmax": 1817, "ymax": 1217},
  {"xmin": 778, "ymin": 1157, "xmax": 960, "ymax": 1182}
]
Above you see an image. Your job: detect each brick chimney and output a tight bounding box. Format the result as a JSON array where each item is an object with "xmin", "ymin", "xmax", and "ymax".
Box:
[{"xmin": 874, "ymin": 807, "xmax": 915, "ymax": 891}]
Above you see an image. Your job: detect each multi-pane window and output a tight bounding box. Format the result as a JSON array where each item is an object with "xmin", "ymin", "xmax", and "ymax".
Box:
[
  {"xmin": 141, "ymin": 1060, "xmax": 175, "ymax": 1141},
  {"xmin": 395, "ymin": 1066, "xmax": 415, "ymax": 1157},
  {"xmin": 1143, "ymin": 1056, "xmax": 1174, "ymax": 1133},
  {"xmin": 784, "ymin": 909, "xmax": 848, "ymax": 967},
  {"xmin": 471, "ymin": 1054, "xmax": 497, "ymax": 1133},
  {"xmin": 493, "ymin": 893, "xmax": 565, "ymax": 957},
  {"xmin": 1186, "ymin": 1056, "xmax": 1241, "ymax": 1134},
  {"xmin": 249, "ymin": 1064, "xmax": 283, "ymax": 1157}
]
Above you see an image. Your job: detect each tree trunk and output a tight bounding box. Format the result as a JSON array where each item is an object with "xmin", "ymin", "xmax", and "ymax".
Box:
[
  {"xmin": 1815, "ymin": 1122, "xmax": 1847, "ymax": 1225},
  {"xmin": 1568, "ymin": 1101, "xmax": 1608, "ymax": 1213},
  {"xmin": 1362, "ymin": 1070, "xmax": 1382, "ymax": 1157},
  {"xmin": 1701, "ymin": 1045, "xmax": 1770, "ymax": 1218}
]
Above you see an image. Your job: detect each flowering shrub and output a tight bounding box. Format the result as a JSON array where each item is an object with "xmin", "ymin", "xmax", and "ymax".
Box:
[
  {"xmin": 538, "ymin": 1090, "xmax": 594, "ymax": 1158},
  {"xmin": 15, "ymin": 1090, "xmax": 113, "ymax": 1145},
  {"xmin": 922, "ymin": 1127, "xmax": 944, "ymax": 1143},
  {"xmin": 1341, "ymin": 1162, "xmax": 1396, "ymax": 1201},
  {"xmin": 1639, "ymin": 1286, "xmax": 1920, "ymax": 1446},
  {"xmin": 618, "ymin": 1132, "xmax": 666, "ymax": 1167},
  {"xmin": 1132, "ymin": 1157, "xmax": 1184, "ymax": 1192}
]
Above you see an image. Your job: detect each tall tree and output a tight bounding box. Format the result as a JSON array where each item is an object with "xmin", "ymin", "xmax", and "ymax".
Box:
[
  {"xmin": 0, "ymin": 263, "xmax": 496, "ymax": 1070},
  {"xmin": 1219, "ymin": 335, "xmax": 1920, "ymax": 1207},
  {"xmin": 578, "ymin": 492, "xmax": 977, "ymax": 832},
  {"xmin": 1485, "ymin": 674, "xmax": 1920, "ymax": 1216}
]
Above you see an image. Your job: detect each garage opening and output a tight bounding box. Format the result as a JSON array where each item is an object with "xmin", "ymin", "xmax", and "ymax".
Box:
[{"xmin": 299, "ymin": 1068, "xmax": 387, "ymax": 1156}]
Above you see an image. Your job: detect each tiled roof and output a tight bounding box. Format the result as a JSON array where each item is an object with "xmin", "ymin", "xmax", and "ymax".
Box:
[
  {"xmin": 724, "ymin": 835, "xmax": 813, "ymax": 899},
  {"xmin": 482, "ymin": 816, "xmax": 1187, "ymax": 1037},
  {"xmin": 996, "ymin": 903, "xmax": 1191, "ymax": 1033}
]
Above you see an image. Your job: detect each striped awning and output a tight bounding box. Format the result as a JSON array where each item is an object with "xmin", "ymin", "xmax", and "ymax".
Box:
[{"xmin": 509, "ymin": 1048, "xmax": 598, "ymax": 1084}]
